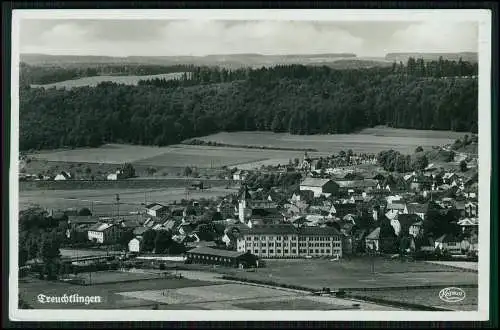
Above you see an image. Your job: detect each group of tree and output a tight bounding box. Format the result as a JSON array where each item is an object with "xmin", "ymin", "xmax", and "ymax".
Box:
[
  {"xmin": 451, "ymin": 134, "xmax": 478, "ymax": 150},
  {"xmin": 244, "ymin": 172, "xmax": 302, "ymax": 192},
  {"xmin": 391, "ymin": 56, "xmax": 478, "ymax": 78},
  {"xmin": 18, "ymin": 208, "xmax": 65, "ymax": 279},
  {"xmin": 377, "ymin": 149, "xmax": 429, "ymax": 173},
  {"xmin": 138, "ymin": 229, "xmax": 187, "ymax": 255},
  {"xmin": 20, "ymin": 58, "xmax": 478, "ymax": 151}
]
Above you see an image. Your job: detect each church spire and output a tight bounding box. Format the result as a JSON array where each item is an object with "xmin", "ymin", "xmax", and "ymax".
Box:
[{"xmin": 239, "ymin": 184, "xmax": 251, "ymax": 201}]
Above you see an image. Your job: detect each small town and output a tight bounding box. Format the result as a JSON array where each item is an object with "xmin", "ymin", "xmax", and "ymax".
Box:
[
  {"xmin": 13, "ymin": 14, "xmax": 485, "ymax": 317},
  {"xmin": 18, "ymin": 136, "xmax": 479, "ymax": 311}
]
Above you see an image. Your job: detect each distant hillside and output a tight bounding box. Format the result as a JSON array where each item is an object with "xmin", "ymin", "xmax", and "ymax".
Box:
[
  {"xmin": 19, "ymin": 63, "xmax": 478, "ymax": 151},
  {"xmin": 385, "ymin": 52, "xmax": 478, "ymax": 63},
  {"xmin": 20, "ymin": 53, "xmax": 358, "ymax": 68}
]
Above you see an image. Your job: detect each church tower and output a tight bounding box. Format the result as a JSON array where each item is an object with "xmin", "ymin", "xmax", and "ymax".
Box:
[{"xmin": 238, "ymin": 184, "xmax": 251, "ymax": 223}]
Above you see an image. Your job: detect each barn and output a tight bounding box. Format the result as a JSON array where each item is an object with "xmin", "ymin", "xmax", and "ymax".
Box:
[
  {"xmin": 185, "ymin": 247, "xmax": 259, "ymax": 268},
  {"xmin": 299, "ymin": 178, "xmax": 339, "ymax": 197}
]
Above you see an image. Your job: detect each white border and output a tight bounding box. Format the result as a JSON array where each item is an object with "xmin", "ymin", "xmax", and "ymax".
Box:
[{"xmin": 9, "ymin": 9, "xmax": 492, "ymax": 322}]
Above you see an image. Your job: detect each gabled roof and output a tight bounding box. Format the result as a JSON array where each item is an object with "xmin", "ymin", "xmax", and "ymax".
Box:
[
  {"xmin": 300, "ymin": 178, "xmax": 333, "ymax": 187},
  {"xmin": 88, "ymin": 223, "xmax": 114, "ymax": 232},
  {"xmin": 67, "ymin": 216, "xmax": 100, "ymax": 225},
  {"xmin": 335, "ymin": 179, "xmax": 378, "ymax": 188},
  {"xmin": 162, "ymin": 219, "xmax": 181, "ymax": 231},
  {"xmin": 443, "ymin": 172, "xmax": 458, "ymax": 179},
  {"xmin": 366, "ymin": 227, "xmax": 380, "ymax": 240},
  {"xmin": 457, "ymin": 218, "xmax": 478, "ymax": 226},
  {"xmin": 387, "ymin": 202, "xmax": 407, "ymax": 211},
  {"xmin": 187, "ymin": 247, "xmax": 249, "ymax": 258},
  {"xmin": 121, "ymin": 220, "xmax": 141, "ymax": 229},
  {"xmin": 146, "ymin": 203, "xmax": 169, "ymax": 212}
]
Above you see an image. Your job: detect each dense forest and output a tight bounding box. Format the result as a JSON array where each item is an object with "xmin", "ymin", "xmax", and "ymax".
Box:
[{"xmin": 19, "ymin": 57, "xmax": 478, "ymax": 151}]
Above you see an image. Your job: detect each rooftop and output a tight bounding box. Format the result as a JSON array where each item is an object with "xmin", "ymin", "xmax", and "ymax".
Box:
[
  {"xmin": 366, "ymin": 227, "xmax": 380, "ymax": 240},
  {"xmin": 187, "ymin": 247, "xmax": 248, "ymax": 258},
  {"xmin": 335, "ymin": 179, "xmax": 378, "ymax": 188},
  {"xmin": 300, "ymin": 178, "xmax": 333, "ymax": 187},
  {"xmin": 67, "ymin": 215, "xmax": 100, "ymax": 224},
  {"xmin": 88, "ymin": 223, "xmax": 114, "ymax": 232},
  {"xmin": 241, "ymin": 223, "xmax": 341, "ymax": 236}
]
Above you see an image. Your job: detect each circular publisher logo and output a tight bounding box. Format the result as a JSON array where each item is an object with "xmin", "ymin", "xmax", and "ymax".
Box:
[{"xmin": 439, "ymin": 287, "xmax": 466, "ymax": 303}]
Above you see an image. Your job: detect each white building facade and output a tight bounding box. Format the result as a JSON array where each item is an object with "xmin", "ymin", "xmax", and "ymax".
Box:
[{"xmin": 236, "ymin": 224, "xmax": 342, "ymax": 259}]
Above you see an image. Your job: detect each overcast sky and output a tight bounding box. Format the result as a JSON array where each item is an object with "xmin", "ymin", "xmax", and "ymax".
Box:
[{"xmin": 19, "ymin": 19, "xmax": 479, "ymax": 57}]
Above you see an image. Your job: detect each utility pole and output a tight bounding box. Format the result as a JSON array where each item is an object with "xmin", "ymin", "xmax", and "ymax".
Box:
[{"xmin": 116, "ymin": 194, "xmax": 120, "ymax": 219}]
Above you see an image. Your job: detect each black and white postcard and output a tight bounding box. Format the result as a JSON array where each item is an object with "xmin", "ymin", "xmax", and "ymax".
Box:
[{"xmin": 8, "ymin": 9, "xmax": 492, "ymax": 322}]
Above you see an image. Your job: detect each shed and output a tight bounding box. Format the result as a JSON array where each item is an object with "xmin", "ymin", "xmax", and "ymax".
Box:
[{"xmin": 185, "ymin": 247, "xmax": 259, "ymax": 268}]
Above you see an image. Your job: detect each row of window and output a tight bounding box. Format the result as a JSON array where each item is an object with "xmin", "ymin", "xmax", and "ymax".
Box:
[
  {"xmin": 246, "ymin": 242, "xmax": 301, "ymax": 248},
  {"xmin": 247, "ymin": 236, "xmax": 298, "ymax": 241},
  {"xmin": 243, "ymin": 236, "xmax": 339, "ymax": 241},
  {"xmin": 188, "ymin": 254, "xmax": 233, "ymax": 263},
  {"xmin": 298, "ymin": 242, "xmax": 341, "ymax": 247},
  {"xmin": 250, "ymin": 248, "xmax": 341, "ymax": 255},
  {"xmin": 298, "ymin": 249, "xmax": 337, "ymax": 254},
  {"xmin": 252, "ymin": 249, "xmax": 297, "ymax": 254}
]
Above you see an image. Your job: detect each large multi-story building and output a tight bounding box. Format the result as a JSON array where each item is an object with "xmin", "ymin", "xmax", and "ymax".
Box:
[{"xmin": 236, "ymin": 223, "xmax": 342, "ymax": 259}]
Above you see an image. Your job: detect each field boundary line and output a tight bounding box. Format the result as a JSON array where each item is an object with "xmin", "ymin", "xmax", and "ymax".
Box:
[{"xmin": 344, "ymin": 294, "xmax": 454, "ymax": 311}]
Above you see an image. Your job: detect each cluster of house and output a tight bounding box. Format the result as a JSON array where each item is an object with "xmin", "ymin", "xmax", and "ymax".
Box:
[{"xmin": 50, "ymin": 147, "xmax": 479, "ymax": 267}]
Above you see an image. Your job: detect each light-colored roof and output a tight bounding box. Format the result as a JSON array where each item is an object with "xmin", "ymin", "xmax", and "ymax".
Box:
[
  {"xmin": 457, "ymin": 218, "xmax": 479, "ymax": 226},
  {"xmin": 147, "ymin": 204, "xmax": 168, "ymax": 212},
  {"xmin": 89, "ymin": 223, "xmax": 114, "ymax": 232},
  {"xmin": 366, "ymin": 227, "xmax": 380, "ymax": 240},
  {"xmin": 335, "ymin": 179, "xmax": 378, "ymax": 188},
  {"xmin": 68, "ymin": 216, "xmax": 100, "ymax": 224},
  {"xmin": 187, "ymin": 247, "xmax": 248, "ymax": 258},
  {"xmin": 387, "ymin": 203, "xmax": 407, "ymax": 211},
  {"xmin": 300, "ymin": 178, "xmax": 333, "ymax": 187}
]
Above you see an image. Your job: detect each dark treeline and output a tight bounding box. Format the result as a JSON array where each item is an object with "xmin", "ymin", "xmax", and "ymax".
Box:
[
  {"xmin": 20, "ymin": 58, "xmax": 478, "ymax": 151},
  {"xmin": 20, "ymin": 62, "xmax": 194, "ymax": 86},
  {"xmin": 391, "ymin": 57, "xmax": 477, "ymax": 78},
  {"xmin": 138, "ymin": 66, "xmax": 249, "ymax": 88}
]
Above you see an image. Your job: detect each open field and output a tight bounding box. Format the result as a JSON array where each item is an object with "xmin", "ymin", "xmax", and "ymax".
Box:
[
  {"xmin": 19, "ymin": 276, "xmax": 215, "ymax": 309},
  {"xmin": 60, "ymin": 249, "xmax": 123, "ymax": 258},
  {"xmin": 28, "ymin": 144, "xmax": 178, "ymax": 164},
  {"xmin": 425, "ymin": 261, "xmax": 478, "ymax": 271},
  {"xmin": 31, "ymin": 72, "xmax": 186, "ymax": 90},
  {"xmin": 196, "ymin": 128, "xmax": 465, "ymax": 154},
  {"xmin": 19, "ymin": 186, "xmax": 239, "ymax": 216},
  {"xmin": 348, "ymin": 287, "xmax": 478, "ymax": 311},
  {"xmin": 63, "ymin": 271, "xmax": 166, "ymax": 285},
  {"xmin": 23, "ymin": 127, "xmax": 469, "ymax": 174},
  {"xmin": 216, "ymin": 258, "xmax": 478, "ymax": 290},
  {"xmin": 27, "ymin": 144, "xmax": 319, "ymax": 168},
  {"xmin": 117, "ymin": 282, "xmax": 392, "ymax": 311},
  {"xmin": 19, "ymin": 177, "xmax": 235, "ymax": 191}
]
